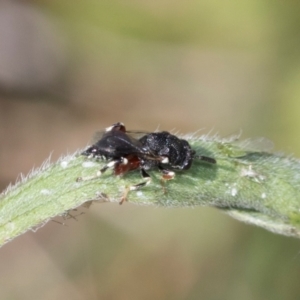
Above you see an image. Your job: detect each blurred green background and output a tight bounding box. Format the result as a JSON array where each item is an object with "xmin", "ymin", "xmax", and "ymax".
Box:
[{"xmin": 1, "ymin": 0, "xmax": 300, "ymax": 299}]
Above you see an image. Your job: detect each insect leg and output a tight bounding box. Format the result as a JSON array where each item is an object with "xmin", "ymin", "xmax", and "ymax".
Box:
[
  {"xmin": 77, "ymin": 157, "xmax": 126, "ymax": 182},
  {"xmin": 119, "ymin": 168, "xmax": 151, "ymax": 204},
  {"xmin": 158, "ymin": 165, "xmax": 175, "ymax": 180},
  {"xmin": 157, "ymin": 165, "xmax": 175, "ymax": 194}
]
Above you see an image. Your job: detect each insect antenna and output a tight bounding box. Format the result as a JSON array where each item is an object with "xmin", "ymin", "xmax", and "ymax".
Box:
[{"xmin": 194, "ymin": 154, "xmax": 216, "ymax": 164}]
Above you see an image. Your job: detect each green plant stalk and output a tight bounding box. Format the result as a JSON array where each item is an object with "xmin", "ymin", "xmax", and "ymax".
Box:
[{"xmin": 1, "ymin": 135, "xmax": 300, "ymax": 247}]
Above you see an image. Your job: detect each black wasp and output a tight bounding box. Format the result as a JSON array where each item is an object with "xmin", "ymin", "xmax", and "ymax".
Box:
[{"xmin": 77, "ymin": 122, "xmax": 216, "ymax": 204}]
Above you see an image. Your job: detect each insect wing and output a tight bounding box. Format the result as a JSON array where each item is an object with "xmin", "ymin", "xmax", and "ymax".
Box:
[
  {"xmin": 113, "ymin": 133, "xmax": 145, "ymax": 155},
  {"xmin": 90, "ymin": 130, "xmax": 148, "ymax": 144},
  {"xmin": 88, "ymin": 128, "xmax": 162, "ymax": 161},
  {"xmin": 92, "ymin": 130, "xmax": 147, "ymax": 158},
  {"xmin": 124, "ymin": 130, "xmax": 149, "ymax": 139},
  {"xmin": 90, "ymin": 131, "xmax": 105, "ymax": 144},
  {"xmin": 113, "ymin": 132, "xmax": 165, "ymax": 162}
]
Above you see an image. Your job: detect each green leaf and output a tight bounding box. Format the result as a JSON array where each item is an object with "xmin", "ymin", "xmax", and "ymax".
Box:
[{"xmin": 1, "ymin": 134, "xmax": 300, "ymax": 247}]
